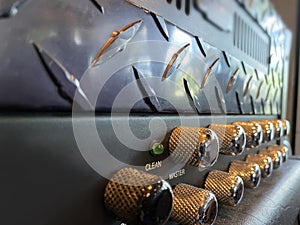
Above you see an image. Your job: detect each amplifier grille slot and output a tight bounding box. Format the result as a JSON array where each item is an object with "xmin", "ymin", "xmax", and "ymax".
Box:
[{"xmin": 234, "ymin": 13, "xmax": 269, "ymax": 65}]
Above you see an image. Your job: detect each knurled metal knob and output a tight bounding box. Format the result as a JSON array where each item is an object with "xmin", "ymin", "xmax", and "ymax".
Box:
[
  {"xmin": 169, "ymin": 126, "xmax": 219, "ymax": 169},
  {"xmin": 268, "ymin": 145, "xmax": 289, "ymax": 162},
  {"xmin": 259, "ymin": 148, "xmax": 283, "ymax": 169},
  {"xmin": 232, "ymin": 122, "xmax": 263, "ymax": 148},
  {"xmin": 279, "ymin": 119, "xmax": 290, "ymax": 136},
  {"xmin": 269, "ymin": 119, "xmax": 283, "ymax": 139},
  {"xmin": 245, "ymin": 154, "xmax": 273, "ymax": 178},
  {"xmin": 104, "ymin": 168, "xmax": 173, "ymax": 225},
  {"xmin": 171, "ymin": 183, "xmax": 218, "ymax": 225},
  {"xmin": 208, "ymin": 124, "xmax": 246, "ymax": 155},
  {"xmin": 229, "ymin": 160, "xmax": 261, "ymax": 188},
  {"xmin": 250, "ymin": 120, "xmax": 274, "ymax": 143},
  {"xmin": 204, "ymin": 170, "xmax": 244, "ymax": 206}
]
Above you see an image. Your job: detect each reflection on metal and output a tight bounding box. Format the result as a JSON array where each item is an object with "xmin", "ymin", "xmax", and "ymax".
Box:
[
  {"xmin": 256, "ymin": 80, "xmax": 264, "ymax": 100},
  {"xmin": 250, "ymin": 96, "xmax": 255, "ymax": 114},
  {"xmin": 261, "ymin": 99, "xmax": 265, "ymax": 114},
  {"xmin": 183, "ymin": 78, "xmax": 200, "ymax": 114},
  {"xmin": 194, "ymin": 36, "xmax": 207, "ymax": 57},
  {"xmin": 162, "ymin": 43, "xmax": 190, "ymax": 81},
  {"xmin": 32, "ymin": 42, "xmax": 93, "ymax": 110},
  {"xmin": 192, "ymin": 0, "xmax": 231, "ymax": 31},
  {"xmin": 273, "ymin": 88, "xmax": 278, "ymax": 103},
  {"xmin": 0, "ymin": 0, "xmax": 29, "ymax": 18},
  {"xmin": 241, "ymin": 61, "xmax": 247, "ymax": 75},
  {"xmin": 226, "ymin": 68, "xmax": 240, "ymax": 93},
  {"xmin": 184, "ymin": 0, "xmax": 190, "ymax": 15},
  {"xmin": 270, "ymin": 102, "xmax": 273, "ymax": 115},
  {"xmin": 271, "ymin": 69, "xmax": 276, "ymax": 88},
  {"xmin": 0, "ymin": 0, "xmax": 291, "ymax": 115},
  {"xmin": 91, "ymin": 19, "xmax": 142, "ymax": 67},
  {"xmin": 264, "ymin": 73, "xmax": 269, "ymax": 85},
  {"xmin": 200, "ymin": 58, "xmax": 220, "ymax": 89},
  {"xmin": 254, "ymin": 69, "xmax": 259, "ymax": 80},
  {"xmin": 222, "ymin": 51, "xmax": 230, "ymax": 67},
  {"xmin": 236, "ymin": 92, "xmax": 243, "ymax": 114},
  {"xmin": 176, "ymin": 0, "xmax": 181, "ymax": 10},
  {"xmin": 90, "ymin": 0, "xmax": 104, "ymax": 14},
  {"xmin": 265, "ymin": 85, "xmax": 271, "ymax": 102},
  {"xmin": 215, "ymin": 86, "xmax": 225, "ymax": 114},
  {"xmin": 150, "ymin": 12, "xmax": 169, "ymax": 41},
  {"xmin": 132, "ymin": 66, "xmax": 162, "ymax": 112},
  {"xmin": 243, "ymin": 75, "xmax": 253, "ymax": 96}
]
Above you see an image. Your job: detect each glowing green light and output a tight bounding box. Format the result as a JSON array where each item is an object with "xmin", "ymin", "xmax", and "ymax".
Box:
[{"xmin": 151, "ymin": 143, "xmax": 165, "ymax": 155}]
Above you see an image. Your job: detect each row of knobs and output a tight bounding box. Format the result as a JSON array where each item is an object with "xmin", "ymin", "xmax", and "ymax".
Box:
[
  {"xmin": 104, "ymin": 146, "xmax": 288, "ymax": 225},
  {"xmin": 104, "ymin": 119, "xmax": 289, "ymax": 225},
  {"xmin": 169, "ymin": 119, "xmax": 289, "ymax": 169}
]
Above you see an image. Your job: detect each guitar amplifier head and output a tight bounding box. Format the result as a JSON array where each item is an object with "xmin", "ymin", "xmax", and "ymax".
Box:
[{"xmin": 0, "ymin": 0, "xmax": 295, "ymax": 225}]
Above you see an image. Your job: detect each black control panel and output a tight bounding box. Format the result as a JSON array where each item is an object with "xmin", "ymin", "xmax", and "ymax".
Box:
[{"xmin": 0, "ymin": 0, "xmax": 297, "ymax": 225}]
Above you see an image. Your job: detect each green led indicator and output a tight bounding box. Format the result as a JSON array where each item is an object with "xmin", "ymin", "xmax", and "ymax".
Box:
[{"xmin": 151, "ymin": 143, "xmax": 165, "ymax": 155}]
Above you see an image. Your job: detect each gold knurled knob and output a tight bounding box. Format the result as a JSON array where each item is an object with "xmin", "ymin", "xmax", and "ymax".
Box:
[
  {"xmin": 259, "ymin": 148, "xmax": 283, "ymax": 169},
  {"xmin": 229, "ymin": 160, "xmax": 261, "ymax": 188},
  {"xmin": 104, "ymin": 168, "xmax": 173, "ymax": 225},
  {"xmin": 268, "ymin": 145, "xmax": 289, "ymax": 162},
  {"xmin": 204, "ymin": 170, "xmax": 244, "ymax": 206},
  {"xmin": 250, "ymin": 120, "xmax": 274, "ymax": 143},
  {"xmin": 279, "ymin": 119, "xmax": 290, "ymax": 136},
  {"xmin": 245, "ymin": 154, "xmax": 273, "ymax": 178},
  {"xmin": 232, "ymin": 122, "xmax": 263, "ymax": 148},
  {"xmin": 171, "ymin": 183, "xmax": 218, "ymax": 225},
  {"xmin": 208, "ymin": 124, "xmax": 246, "ymax": 155},
  {"xmin": 269, "ymin": 120, "xmax": 284, "ymax": 139},
  {"xmin": 169, "ymin": 126, "xmax": 219, "ymax": 169}
]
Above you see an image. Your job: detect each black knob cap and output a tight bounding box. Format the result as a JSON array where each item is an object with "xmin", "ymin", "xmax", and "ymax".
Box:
[{"xmin": 104, "ymin": 168, "xmax": 173, "ymax": 225}]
